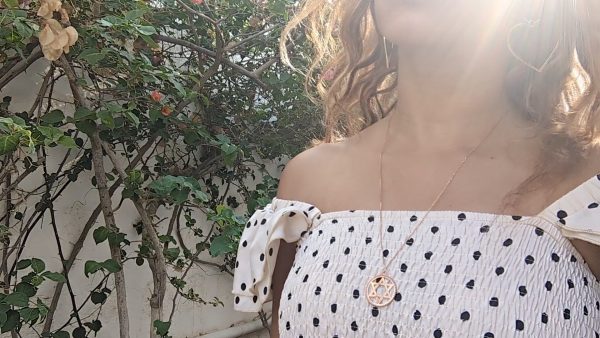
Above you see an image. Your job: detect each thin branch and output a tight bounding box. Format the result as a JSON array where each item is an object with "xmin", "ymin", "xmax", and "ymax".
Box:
[
  {"xmin": 174, "ymin": 0, "xmax": 216, "ymax": 25},
  {"xmin": 27, "ymin": 64, "xmax": 54, "ymax": 118},
  {"xmin": 256, "ymin": 56, "xmax": 279, "ymax": 76},
  {"xmin": 153, "ymin": 35, "xmax": 269, "ymax": 90},
  {"xmin": 56, "ymin": 53, "xmax": 131, "ymax": 338},
  {"xmin": 1, "ymin": 157, "xmax": 12, "ymax": 293},
  {"xmin": 0, "ymin": 45, "xmax": 44, "ymax": 90},
  {"xmin": 42, "ymin": 137, "xmax": 157, "ymax": 333},
  {"xmin": 101, "ymin": 142, "xmax": 167, "ymax": 338},
  {"xmin": 223, "ymin": 25, "xmax": 280, "ymax": 52},
  {"xmin": 41, "ymin": 149, "xmax": 83, "ymax": 328}
]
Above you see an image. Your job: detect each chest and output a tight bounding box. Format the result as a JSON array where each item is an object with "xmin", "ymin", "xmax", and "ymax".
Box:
[
  {"xmin": 320, "ymin": 151, "xmax": 552, "ymax": 217},
  {"xmin": 279, "ymin": 215, "xmax": 600, "ymax": 337}
]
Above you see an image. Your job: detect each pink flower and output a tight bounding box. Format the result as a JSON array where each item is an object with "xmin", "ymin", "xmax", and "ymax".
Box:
[
  {"xmin": 161, "ymin": 105, "xmax": 173, "ymax": 117},
  {"xmin": 150, "ymin": 90, "xmax": 163, "ymax": 102},
  {"xmin": 191, "ymin": 0, "xmax": 204, "ymax": 4}
]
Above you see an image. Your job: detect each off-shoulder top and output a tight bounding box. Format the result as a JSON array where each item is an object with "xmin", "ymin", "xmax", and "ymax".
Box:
[{"xmin": 232, "ymin": 173, "xmax": 600, "ymax": 337}]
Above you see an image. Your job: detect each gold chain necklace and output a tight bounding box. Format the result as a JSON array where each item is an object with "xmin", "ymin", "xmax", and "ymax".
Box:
[{"xmin": 365, "ymin": 111, "xmax": 507, "ymax": 307}]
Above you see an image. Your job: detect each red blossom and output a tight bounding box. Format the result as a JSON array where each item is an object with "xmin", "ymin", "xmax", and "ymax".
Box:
[
  {"xmin": 161, "ymin": 105, "xmax": 173, "ymax": 117},
  {"xmin": 150, "ymin": 90, "xmax": 163, "ymax": 102}
]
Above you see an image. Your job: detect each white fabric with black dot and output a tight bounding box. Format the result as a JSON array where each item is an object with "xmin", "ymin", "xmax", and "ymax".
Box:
[{"xmin": 232, "ymin": 173, "xmax": 600, "ymax": 337}]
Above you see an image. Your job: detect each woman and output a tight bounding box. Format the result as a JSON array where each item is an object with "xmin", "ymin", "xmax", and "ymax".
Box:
[{"xmin": 233, "ymin": 0, "xmax": 600, "ymax": 336}]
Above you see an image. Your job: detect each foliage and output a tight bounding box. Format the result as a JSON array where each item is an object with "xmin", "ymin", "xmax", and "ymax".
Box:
[{"xmin": 0, "ymin": 0, "xmax": 319, "ymax": 336}]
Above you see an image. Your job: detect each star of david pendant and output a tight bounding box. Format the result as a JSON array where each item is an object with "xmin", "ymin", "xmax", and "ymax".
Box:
[{"xmin": 365, "ymin": 273, "xmax": 397, "ymax": 307}]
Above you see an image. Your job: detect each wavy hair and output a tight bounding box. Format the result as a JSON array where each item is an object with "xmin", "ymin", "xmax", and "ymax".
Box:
[{"xmin": 279, "ymin": 0, "xmax": 600, "ymax": 211}]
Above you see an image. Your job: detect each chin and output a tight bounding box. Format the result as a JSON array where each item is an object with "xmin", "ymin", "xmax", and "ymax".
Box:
[
  {"xmin": 373, "ymin": 0, "xmax": 510, "ymax": 50},
  {"xmin": 375, "ymin": 12, "xmax": 460, "ymax": 49},
  {"xmin": 381, "ymin": 22, "xmax": 457, "ymax": 52}
]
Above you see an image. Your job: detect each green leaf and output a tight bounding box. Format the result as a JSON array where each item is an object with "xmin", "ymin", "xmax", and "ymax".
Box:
[
  {"xmin": 140, "ymin": 34, "xmax": 160, "ymax": 49},
  {"xmin": 85, "ymin": 319, "xmax": 102, "ymax": 332},
  {"xmin": 97, "ymin": 109, "xmax": 115, "ymax": 129},
  {"xmin": 97, "ymin": 18, "xmax": 116, "ymax": 27},
  {"xmin": 73, "ymin": 107, "xmax": 96, "ymax": 122},
  {"xmin": 147, "ymin": 175, "xmax": 178, "ymax": 195},
  {"xmin": 29, "ymin": 275, "xmax": 44, "ymax": 287},
  {"xmin": 148, "ymin": 175, "xmax": 207, "ymax": 204},
  {"xmin": 169, "ymin": 78, "xmax": 186, "ymax": 97},
  {"xmin": 9, "ymin": 8, "xmax": 27, "ymax": 17},
  {"xmin": 12, "ymin": 116, "xmax": 26, "ymax": 127},
  {"xmin": 90, "ymin": 291, "xmax": 107, "ymax": 305},
  {"xmin": 30, "ymin": 258, "xmax": 45, "ymax": 273},
  {"xmin": 37, "ymin": 126, "xmax": 64, "ymax": 146},
  {"xmin": 15, "ymin": 282, "xmax": 36, "ymax": 297},
  {"xmin": 36, "ymin": 298, "xmax": 49, "ymax": 317},
  {"xmin": 171, "ymin": 188, "xmax": 189, "ymax": 204},
  {"xmin": 72, "ymin": 326, "xmax": 86, "ymax": 338},
  {"xmin": 57, "ymin": 136, "xmax": 77, "ymax": 148},
  {"xmin": 153, "ymin": 319, "xmax": 171, "ymax": 336},
  {"xmin": 135, "ymin": 25, "xmax": 157, "ymax": 36},
  {"xmin": 0, "ymin": 310, "xmax": 19, "ymax": 333},
  {"xmin": 52, "ymin": 331, "xmax": 70, "ymax": 338},
  {"xmin": 84, "ymin": 260, "xmax": 102, "ymax": 278},
  {"xmin": 219, "ymin": 141, "xmax": 239, "ymax": 167},
  {"xmin": 158, "ymin": 234, "xmax": 176, "ymax": 244},
  {"xmin": 123, "ymin": 111, "xmax": 140, "ymax": 127},
  {"xmin": 41, "ymin": 110, "xmax": 65, "ymax": 125},
  {"xmin": 79, "ymin": 53, "xmax": 105, "ymax": 66},
  {"xmin": 163, "ymin": 247, "xmax": 180, "ymax": 261},
  {"xmin": 16, "ymin": 259, "xmax": 31, "ymax": 270},
  {"xmin": 101, "ymin": 259, "xmax": 121, "ymax": 273},
  {"xmin": 4, "ymin": 0, "xmax": 18, "ymax": 8},
  {"xmin": 107, "ymin": 232, "xmax": 127, "ymax": 246},
  {"xmin": 148, "ymin": 108, "xmax": 162, "ymax": 122},
  {"xmin": 42, "ymin": 272, "xmax": 67, "ymax": 283},
  {"xmin": 125, "ymin": 9, "xmax": 147, "ymax": 21},
  {"xmin": 0, "ymin": 135, "xmax": 20, "ymax": 156},
  {"xmin": 18, "ymin": 307, "xmax": 39, "ymax": 323},
  {"xmin": 93, "ymin": 226, "xmax": 109, "ymax": 244},
  {"xmin": 74, "ymin": 120, "xmax": 96, "ymax": 135},
  {"xmin": 3, "ymin": 291, "xmax": 29, "ymax": 307},
  {"xmin": 209, "ymin": 235, "xmax": 234, "ymax": 257}
]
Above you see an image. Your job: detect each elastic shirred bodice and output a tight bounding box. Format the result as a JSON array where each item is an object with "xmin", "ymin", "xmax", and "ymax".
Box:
[{"xmin": 232, "ymin": 173, "xmax": 600, "ymax": 337}]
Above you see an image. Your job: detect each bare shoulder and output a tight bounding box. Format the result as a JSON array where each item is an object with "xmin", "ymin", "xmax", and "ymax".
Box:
[
  {"xmin": 276, "ymin": 142, "xmax": 347, "ymax": 203},
  {"xmin": 276, "ymin": 120, "xmax": 384, "ymax": 206}
]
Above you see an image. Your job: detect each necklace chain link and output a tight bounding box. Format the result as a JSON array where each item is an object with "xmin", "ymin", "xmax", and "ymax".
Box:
[{"xmin": 365, "ymin": 111, "xmax": 507, "ymax": 307}]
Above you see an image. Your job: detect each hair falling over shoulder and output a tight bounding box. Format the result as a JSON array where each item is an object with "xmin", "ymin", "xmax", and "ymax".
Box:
[{"xmin": 278, "ymin": 0, "xmax": 600, "ymax": 210}]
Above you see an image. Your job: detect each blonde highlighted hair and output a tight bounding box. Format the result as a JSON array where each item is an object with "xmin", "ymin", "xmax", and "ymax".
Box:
[{"xmin": 279, "ymin": 0, "xmax": 600, "ymax": 211}]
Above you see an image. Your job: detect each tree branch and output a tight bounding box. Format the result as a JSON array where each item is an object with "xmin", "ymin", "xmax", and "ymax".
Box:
[
  {"xmin": 0, "ymin": 45, "xmax": 44, "ymax": 91},
  {"xmin": 102, "ymin": 142, "xmax": 167, "ymax": 338},
  {"xmin": 153, "ymin": 35, "xmax": 269, "ymax": 90},
  {"xmin": 56, "ymin": 53, "xmax": 131, "ymax": 338},
  {"xmin": 42, "ymin": 137, "xmax": 157, "ymax": 333}
]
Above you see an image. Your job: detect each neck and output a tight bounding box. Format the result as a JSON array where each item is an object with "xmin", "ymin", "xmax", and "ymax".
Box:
[{"xmin": 388, "ymin": 32, "xmax": 532, "ymax": 153}]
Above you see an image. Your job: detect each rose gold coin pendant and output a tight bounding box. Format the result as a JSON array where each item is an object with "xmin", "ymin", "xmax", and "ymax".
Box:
[{"xmin": 365, "ymin": 273, "xmax": 397, "ymax": 307}]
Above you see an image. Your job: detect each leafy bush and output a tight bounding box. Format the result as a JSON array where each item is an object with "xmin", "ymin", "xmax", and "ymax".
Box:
[{"xmin": 0, "ymin": 0, "xmax": 319, "ymax": 336}]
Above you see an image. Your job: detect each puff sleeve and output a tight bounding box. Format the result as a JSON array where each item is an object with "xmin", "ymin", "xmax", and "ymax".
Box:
[
  {"xmin": 231, "ymin": 197, "xmax": 321, "ymax": 312},
  {"xmin": 541, "ymin": 173, "xmax": 600, "ymax": 246}
]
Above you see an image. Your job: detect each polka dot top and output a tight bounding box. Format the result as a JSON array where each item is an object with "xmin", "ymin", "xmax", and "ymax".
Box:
[{"xmin": 232, "ymin": 173, "xmax": 600, "ymax": 337}]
